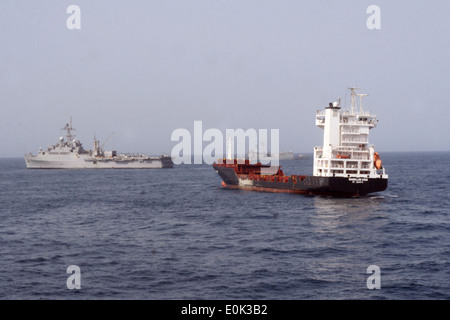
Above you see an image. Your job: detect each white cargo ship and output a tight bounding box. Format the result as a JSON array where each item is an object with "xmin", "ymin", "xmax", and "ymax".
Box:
[
  {"xmin": 24, "ymin": 118, "xmax": 173, "ymax": 169},
  {"xmin": 213, "ymin": 87, "xmax": 388, "ymax": 196}
]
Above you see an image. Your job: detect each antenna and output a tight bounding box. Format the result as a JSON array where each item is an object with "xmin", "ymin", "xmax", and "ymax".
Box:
[
  {"xmin": 62, "ymin": 116, "xmax": 76, "ymax": 144},
  {"xmin": 356, "ymin": 93, "xmax": 368, "ymax": 113},
  {"xmin": 348, "ymin": 87, "xmax": 360, "ymax": 114}
]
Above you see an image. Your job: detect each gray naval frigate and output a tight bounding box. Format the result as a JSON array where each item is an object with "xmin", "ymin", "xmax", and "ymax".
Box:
[{"xmin": 24, "ymin": 118, "xmax": 173, "ymax": 169}]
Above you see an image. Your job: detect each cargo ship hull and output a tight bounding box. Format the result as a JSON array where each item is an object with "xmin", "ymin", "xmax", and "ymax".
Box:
[{"xmin": 213, "ymin": 163, "xmax": 387, "ymax": 197}]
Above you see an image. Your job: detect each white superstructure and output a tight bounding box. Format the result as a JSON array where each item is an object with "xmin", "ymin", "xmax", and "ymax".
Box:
[{"xmin": 313, "ymin": 88, "xmax": 388, "ymax": 179}]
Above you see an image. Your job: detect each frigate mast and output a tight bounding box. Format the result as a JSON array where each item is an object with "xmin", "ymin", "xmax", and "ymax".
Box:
[{"xmin": 61, "ymin": 116, "xmax": 76, "ymax": 146}]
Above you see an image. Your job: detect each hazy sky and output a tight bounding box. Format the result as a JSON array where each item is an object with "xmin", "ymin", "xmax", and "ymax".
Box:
[{"xmin": 1, "ymin": 0, "xmax": 449, "ymax": 157}]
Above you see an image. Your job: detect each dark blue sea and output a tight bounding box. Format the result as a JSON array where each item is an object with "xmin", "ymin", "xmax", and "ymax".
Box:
[{"xmin": 0, "ymin": 152, "xmax": 449, "ymax": 300}]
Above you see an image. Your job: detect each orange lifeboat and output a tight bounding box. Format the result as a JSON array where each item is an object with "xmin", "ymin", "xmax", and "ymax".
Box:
[{"xmin": 374, "ymin": 152, "xmax": 382, "ymax": 170}]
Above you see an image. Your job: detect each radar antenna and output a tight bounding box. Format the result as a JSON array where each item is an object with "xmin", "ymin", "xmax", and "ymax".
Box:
[
  {"xmin": 348, "ymin": 87, "xmax": 360, "ymax": 114},
  {"xmin": 62, "ymin": 116, "xmax": 76, "ymax": 143},
  {"xmin": 356, "ymin": 93, "xmax": 368, "ymax": 113}
]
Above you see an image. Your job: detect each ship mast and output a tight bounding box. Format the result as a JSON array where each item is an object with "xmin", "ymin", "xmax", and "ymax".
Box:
[
  {"xmin": 349, "ymin": 87, "xmax": 359, "ymax": 114},
  {"xmin": 62, "ymin": 116, "xmax": 76, "ymax": 144},
  {"xmin": 226, "ymin": 137, "xmax": 233, "ymax": 161},
  {"xmin": 356, "ymin": 93, "xmax": 368, "ymax": 114}
]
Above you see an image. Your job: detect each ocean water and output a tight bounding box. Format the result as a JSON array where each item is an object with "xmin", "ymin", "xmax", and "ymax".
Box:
[{"xmin": 0, "ymin": 152, "xmax": 448, "ymax": 300}]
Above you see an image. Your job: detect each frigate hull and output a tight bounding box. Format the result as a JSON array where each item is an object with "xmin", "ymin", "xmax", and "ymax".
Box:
[{"xmin": 24, "ymin": 154, "xmax": 173, "ymax": 169}]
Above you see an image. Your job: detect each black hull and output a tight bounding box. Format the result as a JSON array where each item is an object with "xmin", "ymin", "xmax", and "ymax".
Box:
[
  {"xmin": 160, "ymin": 156, "xmax": 175, "ymax": 168},
  {"xmin": 213, "ymin": 165, "xmax": 387, "ymax": 197}
]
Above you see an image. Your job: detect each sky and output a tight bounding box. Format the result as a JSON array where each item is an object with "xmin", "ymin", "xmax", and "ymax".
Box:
[{"xmin": 0, "ymin": 0, "xmax": 449, "ymax": 157}]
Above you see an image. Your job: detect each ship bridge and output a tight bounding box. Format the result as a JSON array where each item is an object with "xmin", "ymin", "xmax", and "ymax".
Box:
[{"xmin": 313, "ymin": 88, "xmax": 388, "ymax": 180}]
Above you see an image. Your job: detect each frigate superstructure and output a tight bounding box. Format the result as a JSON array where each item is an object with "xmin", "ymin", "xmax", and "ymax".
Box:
[{"xmin": 24, "ymin": 118, "xmax": 173, "ymax": 169}]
